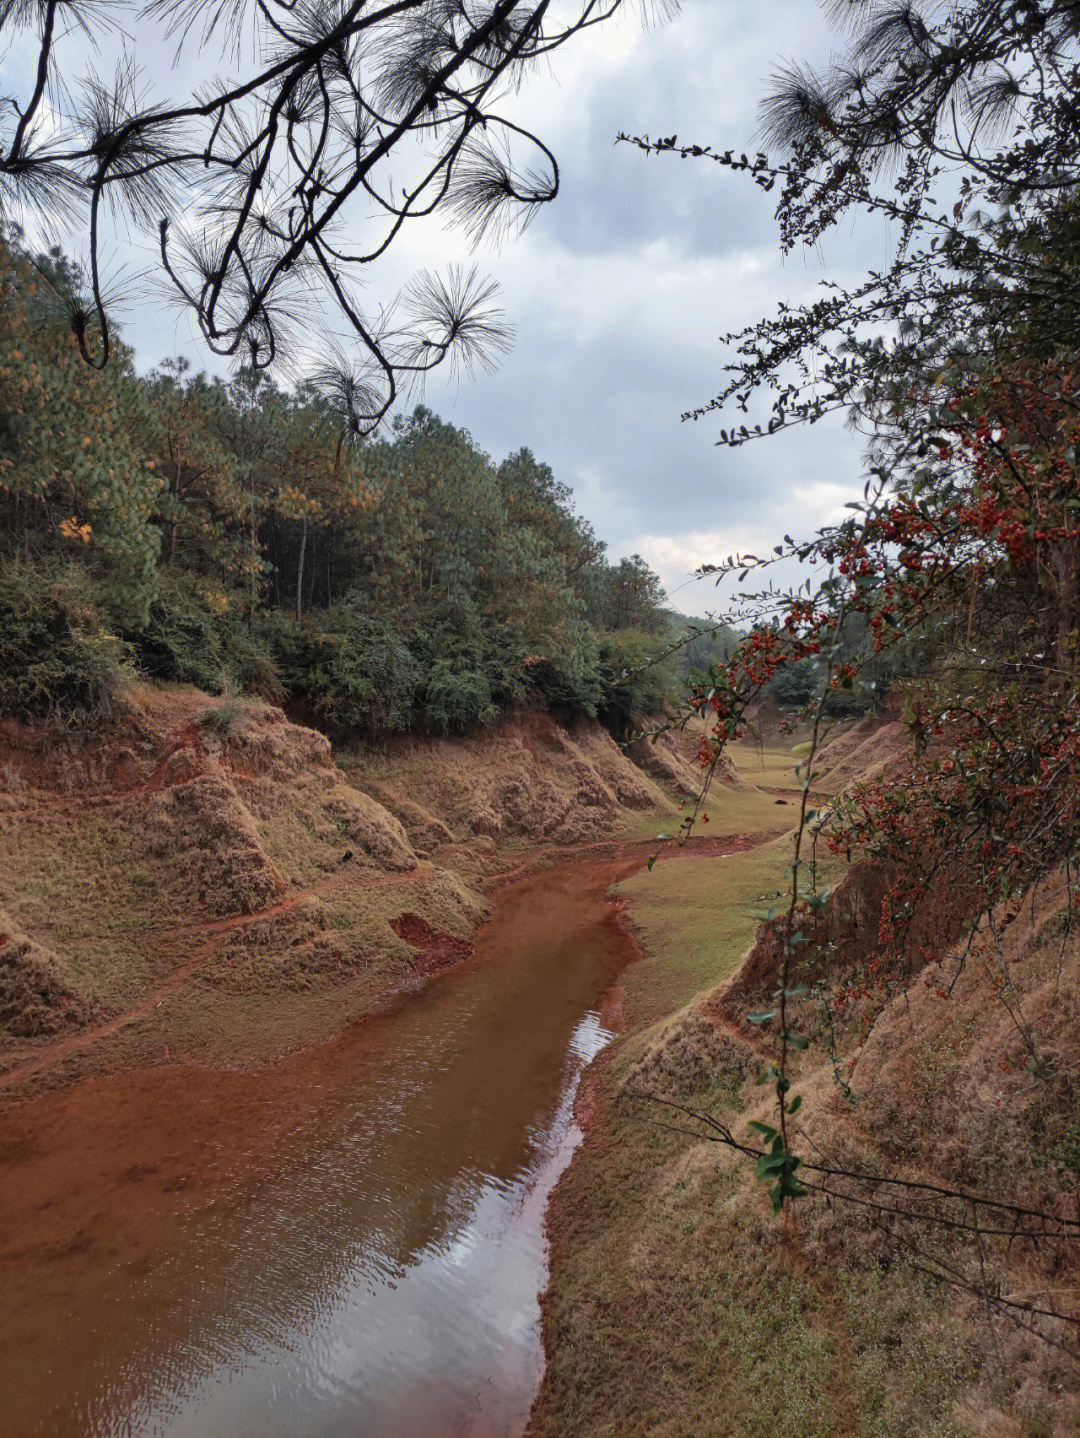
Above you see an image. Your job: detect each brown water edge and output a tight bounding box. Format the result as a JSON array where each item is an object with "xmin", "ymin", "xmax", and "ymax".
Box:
[
  {"xmin": 0, "ymin": 855, "xmax": 643, "ymax": 1438},
  {"xmin": 0, "ymin": 832, "xmax": 750, "ymax": 1103}
]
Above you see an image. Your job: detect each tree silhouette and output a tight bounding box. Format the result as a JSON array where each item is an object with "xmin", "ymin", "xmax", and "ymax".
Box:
[
  {"xmin": 622, "ymin": 1, "xmax": 1080, "ymax": 454},
  {"xmin": 0, "ymin": 0, "xmax": 677, "ymax": 430}
]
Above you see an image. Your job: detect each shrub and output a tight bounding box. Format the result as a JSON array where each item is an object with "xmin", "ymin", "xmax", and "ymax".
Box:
[
  {"xmin": 274, "ymin": 598, "xmax": 421, "ymax": 736},
  {"xmin": 221, "ymin": 621, "xmax": 283, "ymax": 701},
  {"xmin": 771, "ymin": 655, "xmax": 877, "ymax": 718},
  {"xmin": 772, "ymin": 657, "xmax": 820, "ymax": 709},
  {"xmin": 130, "ymin": 569, "xmax": 233, "ymax": 693},
  {"xmin": 422, "ymin": 657, "xmax": 496, "ymax": 733},
  {"xmin": 0, "ymin": 560, "xmax": 130, "ymax": 721},
  {"xmin": 130, "ymin": 569, "xmax": 281, "ymax": 700},
  {"xmin": 596, "ymin": 629, "xmax": 678, "ymax": 739},
  {"xmin": 197, "ymin": 699, "xmax": 246, "ymax": 737},
  {"xmin": 524, "ymin": 620, "xmax": 604, "ymax": 725},
  {"xmin": 412, "ymin": 608, "xmax": 529, "ymax": 733}
]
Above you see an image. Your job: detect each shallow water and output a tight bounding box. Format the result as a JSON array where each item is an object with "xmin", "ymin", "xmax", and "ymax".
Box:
[{"xmin": 0, "ymin": 858, "xmax": 641, "ymax": 1438}]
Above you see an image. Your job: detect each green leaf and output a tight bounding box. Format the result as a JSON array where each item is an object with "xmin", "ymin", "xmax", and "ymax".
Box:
[
  {"xmin": 781, "ymin": 1032, "xmax": 810, "ymax": 1050},
  {"xmin": 747, "ymin": 1009, "xmax": 777, "ymax": 1024},
  {"xmin": 756, "ymin": 1153, "xmax": 789, "ymax": 1179},
  {"xmin": 788, "ymin": 1094, "xmax": 803, "ymax": 1115},
  {"xmin": 747, "ymin": 1120, "xmax": 778, "ymax": 1142}
]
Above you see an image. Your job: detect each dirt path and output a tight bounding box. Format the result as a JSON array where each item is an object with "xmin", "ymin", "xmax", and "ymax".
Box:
[{"xmin": 488, "ymin": 830, "xmax": 761, "ymax": 888}]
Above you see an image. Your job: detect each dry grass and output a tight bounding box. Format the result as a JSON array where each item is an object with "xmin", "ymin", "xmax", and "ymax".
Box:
[
  {"xmin": 0, "ymin": 688, "xmax": 686, "ymax": 1083},
  {"xmin": 534, "ymin": 732, "xmax": 1080, "ymax": 1438},
  {"xmin": 534, "ymin": 1012, "xmax": 979, "ymax": 1437},
  {"xmin": 344, "ymin": 711, "xmax": 676, "ymax": 852},
  {"xmin": 1, "ymin": 808, "xmax": 166, "ymax": 1016},
  {"xmin": 0, "ymin": 688, "xmax": 444, "ymax": 1071}
]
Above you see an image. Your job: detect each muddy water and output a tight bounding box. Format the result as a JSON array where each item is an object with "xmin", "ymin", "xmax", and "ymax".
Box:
[{"xmin": 0, "ymin": 858, "xmax": 641, "ymax": 1438}]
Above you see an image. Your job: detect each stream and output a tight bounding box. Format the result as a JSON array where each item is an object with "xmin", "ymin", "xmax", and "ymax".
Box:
[{"xmin": 0, "ymin": 857, "xmax": 642, "ymax": 1438}]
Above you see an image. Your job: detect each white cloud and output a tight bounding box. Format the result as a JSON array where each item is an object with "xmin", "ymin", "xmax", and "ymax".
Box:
[{"xmin": 630, "ymin": 526, "xmax": 776, "ymax": 599}]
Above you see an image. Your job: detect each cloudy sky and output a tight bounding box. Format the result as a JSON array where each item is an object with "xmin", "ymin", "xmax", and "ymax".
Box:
[
  {"xmin": 3, "ymin": 0, "xmax": 890, "ymax": 613},
  {"xmin": 377, "ymin": 0, "xmax": 885, "ymax": 612}
]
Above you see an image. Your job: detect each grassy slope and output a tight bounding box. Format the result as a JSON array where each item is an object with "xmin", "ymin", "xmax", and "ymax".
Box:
[
  {"xmin": 618, "ymin": 737, "xmax": 837, "ymax": 1021},
  {"xmin": 531, "ymin": 739, "xmax": 985, "ymax": 1438},
  {"xmin": 0, "ymin": 691, "xmax": 683, "ymax": 1091}
]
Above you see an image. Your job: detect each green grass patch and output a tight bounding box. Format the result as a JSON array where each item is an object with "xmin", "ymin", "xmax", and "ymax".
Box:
[
  {"xmin": 621, "ymin": 741, "xmax": 810, "ymax": 850},
  {"xmin": 618, "ymin": 738, "xmax": 844, "ymax": 1020},
  {"xmin": 728, "ymin": 738, "xmax": 806, "ymax": 791},
  {"xmin": 620, "ymin": 837, "xmax": 800, "ymax": 1020}
]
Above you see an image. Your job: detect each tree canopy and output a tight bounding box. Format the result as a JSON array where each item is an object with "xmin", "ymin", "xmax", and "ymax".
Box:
[
  {"xmin": 624, "ymin": 1, "xmax": 1080, "ymax": 455},
  {"xmin": 0, "ymin": 227, "xmax": 683, "ymax": 733}
]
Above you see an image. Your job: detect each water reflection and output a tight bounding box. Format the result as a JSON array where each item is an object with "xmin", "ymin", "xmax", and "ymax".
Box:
[{"xmin": 1, "ymin": 859, "xmax": 639, "ymax": 1438}]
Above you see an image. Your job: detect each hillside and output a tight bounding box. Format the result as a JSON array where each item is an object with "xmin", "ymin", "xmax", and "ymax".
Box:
[
  {"xmin": 0, "ymin": 687, "xmax": 715, "ymax": 1096},
  {"xmin": 532, "ymin": 725, "xmax": 1080, "ymax": 1438}
]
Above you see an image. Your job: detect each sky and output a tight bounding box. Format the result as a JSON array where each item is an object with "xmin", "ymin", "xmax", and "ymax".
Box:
[{"xmin": 1, "ymin": 0, "xmax": 891, "ymax": 615}]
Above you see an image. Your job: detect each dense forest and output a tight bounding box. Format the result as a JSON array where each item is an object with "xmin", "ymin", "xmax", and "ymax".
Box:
[{"xmin": 0, "ymin": 229, "xmax": 706, "ymax": 739}]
